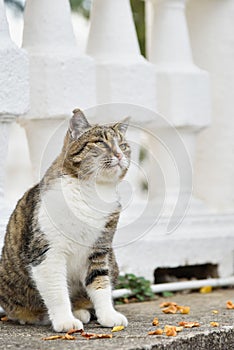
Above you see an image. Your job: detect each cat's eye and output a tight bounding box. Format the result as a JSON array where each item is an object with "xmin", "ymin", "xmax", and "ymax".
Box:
[
  {"xmin": 95, "ymin": 141, "xmax": 106, "ymax": 148},
  {"xmin": 119, "ymin": 143, "xmax": 128, "ymax": 151},
  {"xmin": 94, "ymin": 140, "xmax": 111, "ymax": 150}
]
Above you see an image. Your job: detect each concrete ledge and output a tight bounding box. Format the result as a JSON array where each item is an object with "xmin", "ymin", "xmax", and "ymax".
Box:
[
  {"xmin": 0, "ymin": 289, "xmax": 234, "ymax": 349},
  {"xmin": 115, "ymin": 213, "xmax": 234, "ymax": 281},
  {"xmin": 151, "ymin": 327, "xmax": 234, "ymax": 350}
]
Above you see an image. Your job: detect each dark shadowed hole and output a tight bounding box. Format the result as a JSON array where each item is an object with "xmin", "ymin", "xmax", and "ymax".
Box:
[{"xmin": 154, "ymin": 264, "xmax": 218, "ymax": 284}]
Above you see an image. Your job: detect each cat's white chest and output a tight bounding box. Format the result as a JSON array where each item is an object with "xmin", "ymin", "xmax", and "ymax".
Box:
[
  {"xmin": 38, "ymin": 176, "xmax": 119, "ymax": 251},
  {"xmin": 37, "ymin": 177, "xmax": 119, "ymax": 286}
]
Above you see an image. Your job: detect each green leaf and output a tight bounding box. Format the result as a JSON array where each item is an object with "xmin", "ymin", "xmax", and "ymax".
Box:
[
  {"xmin": 115, "ymin": 273, "xmax": 154, "ymax": 303},
  {"xmin": 128, "ymin": 274, "xmax": 137, "ymax": 280},
  {"xmin": 132, "ymin": 288, "xmax": 141, "ymax": 294},
  {"xmin": 136, "ymin": 294, "xmax": 145, "ymax": 301}
]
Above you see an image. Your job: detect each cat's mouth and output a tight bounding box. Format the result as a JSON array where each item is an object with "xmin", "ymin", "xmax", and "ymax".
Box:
[
  {"xmin": 98, "ymin": 159, "xmax": 127, "ymax": 177},
  {"xmin": 109, "ymin": 162, "xmax": 121, "ymax": 168},
  {"xmin": 109, "ymin": 161, "xmax": 126, "ymax": 171}
]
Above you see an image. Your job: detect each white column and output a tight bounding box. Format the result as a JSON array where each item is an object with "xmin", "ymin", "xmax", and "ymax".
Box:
[
  {"xmin": 147, "ymin": 0, "xmax": 211, "ymax": 214},
  {"xmin": 86, "ymin": 0, "xmax": 156, "ymax": 110},
  {"xmin": 187, "ymin": 0, "xmax": 234, "ymax": 212},
  {"xmin": 87, "ymin": 0, "xmax": 141, "ymax": 60},
  {"xmin": 86, "ymin": 0, "xmax": 157, "ymax": 193},
  {"xmin": 0, "ymin": 122, "xmax": 12, "ymax": 245},
  {"xmin": 149, "ymin": 0, "xmax": 193, "ymax": 64},
  {"xmin": 86, "ymin": 0, "xmax": 158, "ymax": 207},
  {"xmin": 21, "ymin": 0, "xmax": 96, "ymax": 180},
  {"xmin": 0, "ymin": 0, "xmax": 29, "ymax": 245},
  {"xmin": 85, "ymin": 0, "xmax": 159, "ymax": 274}
]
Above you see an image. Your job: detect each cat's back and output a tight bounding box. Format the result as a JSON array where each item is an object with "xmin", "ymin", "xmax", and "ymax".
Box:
[
  {"xmin": 0, "ymin": 184, "xmax": 48, "ymax": 317},
  {"xmin": 0, "ymin": 183, "xmax": 48, "ymax": 267}
]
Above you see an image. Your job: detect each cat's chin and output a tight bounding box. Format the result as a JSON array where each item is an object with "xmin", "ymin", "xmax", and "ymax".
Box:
[
  {"xmin": 95, "ymin": 169, "xmax": 123, "ymax": 184},
  {"xmin": 96, "ymin": 177, "xmax": 120, "ymax": 185}
]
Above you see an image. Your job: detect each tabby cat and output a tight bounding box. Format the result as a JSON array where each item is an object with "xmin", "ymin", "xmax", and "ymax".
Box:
[{"xmin": 0, "ymin": 109, "xmax": 131, "ymax": 332}]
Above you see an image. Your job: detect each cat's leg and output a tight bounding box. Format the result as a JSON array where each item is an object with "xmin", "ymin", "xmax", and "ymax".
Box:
[
  {"xmin": 87, "ymin": 284, "xmax": 128, "ymax": 327},
  {"xmin": 85, "ymin": 267, "xmax": 128, "ymax": 327},
  {"xmin": 34, "ymin": 314, "xmax": 51, "ymax": 326},
  {"xmin": 71, "ymin": 292, "xmax": 93, "ymax": 324},
  {"xmin": 18, "ymin": 313, "xmax": 50, "ymax": 326},
  {"xmin": 73, "ymin": 309, "xmax": 90, "ymax": 324},
  {"xmin": 30, "ymin": 252, "xmax": 83, "ymax": 332}
]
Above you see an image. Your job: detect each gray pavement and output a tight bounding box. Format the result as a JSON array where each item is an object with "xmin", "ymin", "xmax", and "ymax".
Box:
[{"xmin": 0, "ymin": 288, "xmax": 234, "ymax": 349}]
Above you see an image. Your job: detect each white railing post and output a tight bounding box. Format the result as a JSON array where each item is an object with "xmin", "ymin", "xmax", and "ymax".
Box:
[
  {"xmin": 86, "ymin": 0, "xmax": 158, "ymax": 274},
  {"xmin": 187, "ymin": 0, "xmax": 234, "ymax": 212},
  {"xmin": 147, "ymin": 0, "xmax": 211, "ymax": 213},
  {"xmin": 86, "ymin": 0, "xmax": 156, "ymax": 110},
  {"xmin": 87, "ymin": 0, "xmax": 140, "ymax": 60},
  {"xmin": 0, "ymin": 0, "xmax": 29, "ymax": 246},
  {"xmin": 86, "ymin": 0, "xmax": 157, "ymax": 192},
  {"xmin": 21, "ymin": 0, "xmax": 96, "ymax": 180}
]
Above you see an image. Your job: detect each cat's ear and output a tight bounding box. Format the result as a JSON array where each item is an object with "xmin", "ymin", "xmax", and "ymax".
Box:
[
  {"xmin": 69, "ymin": 109, "xmax": 91, "ymax": 139},
  {"xmin": 113, "ymin": 117, "xmax": 131, "ymax": 135}
]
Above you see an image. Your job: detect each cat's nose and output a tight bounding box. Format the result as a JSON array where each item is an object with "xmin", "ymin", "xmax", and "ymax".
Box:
[{"xmin": 115, "ymin": 152, "xmax": 123, "ymax": 161}]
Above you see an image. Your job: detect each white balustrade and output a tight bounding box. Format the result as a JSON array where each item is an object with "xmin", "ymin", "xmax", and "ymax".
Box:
[
  {"xmin": 115, "ymin": 0, "xmax": 231, "ymax": 282},
  {"xmin": 121, "ymin": 0, "xmax": 234, "ymax": 282},
  {"xmin": 21, "ymin": 0, "xmax": 96, "ymax": 181},
  {"xmin": 0, "ymin": 0, "xmax": 29, "ymax": 247}
]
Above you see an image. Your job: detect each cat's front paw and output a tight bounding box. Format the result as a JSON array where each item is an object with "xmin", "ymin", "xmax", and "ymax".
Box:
[
  {"xmin": 52, "ymin": 317, "xmax": 83, "ymax": 333},
  {"xmin": 97, "ymin": 309, "xmax": 128, "ymax": 328},
  {"xmin": 73, "ymin": 309, "xmax": 90, "ymax": 324}
]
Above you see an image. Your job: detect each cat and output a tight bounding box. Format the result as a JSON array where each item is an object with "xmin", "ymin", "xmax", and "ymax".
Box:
[{"xmin": 0, "ymin": 109, "xmax": 131, "ymax": 332}]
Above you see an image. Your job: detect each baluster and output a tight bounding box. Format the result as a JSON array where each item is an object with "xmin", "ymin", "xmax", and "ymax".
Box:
[
  {"xmin": 147, "ymin": 0, "xmax": 211, "ymax": 215},
  {"xmin": 87, "ymin": 0, "xmax": 140, "ymax": 59},
  {"xmin": 86, "ymin": 0, "xmax": 156, "ymax": 109},
  {"xmin": 187, "ymin": 0, "xmax": 234, "ymax": 212},
  {"xmin": 21, "ymin": 0, "xmax": 96, "ymax": 180},
  {"xmin": 86, "ymin": 0, "xmax": 158, "ymax": 273},
  {"xmin": 86, "ymin": 0, "xmax": 157, "ymax": 189},
  {"xmin": 0, "ymin": 0, "xmax": 29, "ymax": 245}
]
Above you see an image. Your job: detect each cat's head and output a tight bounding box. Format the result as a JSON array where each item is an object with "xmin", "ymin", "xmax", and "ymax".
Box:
[{"xmin": 62, "ymin": 109, "xmax": 131, "ymax": 183}]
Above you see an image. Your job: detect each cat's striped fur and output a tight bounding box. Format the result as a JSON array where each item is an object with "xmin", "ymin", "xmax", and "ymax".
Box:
[{"xmin": 0, "ymin": 109, "xmax": 130, "ymax": 332}]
